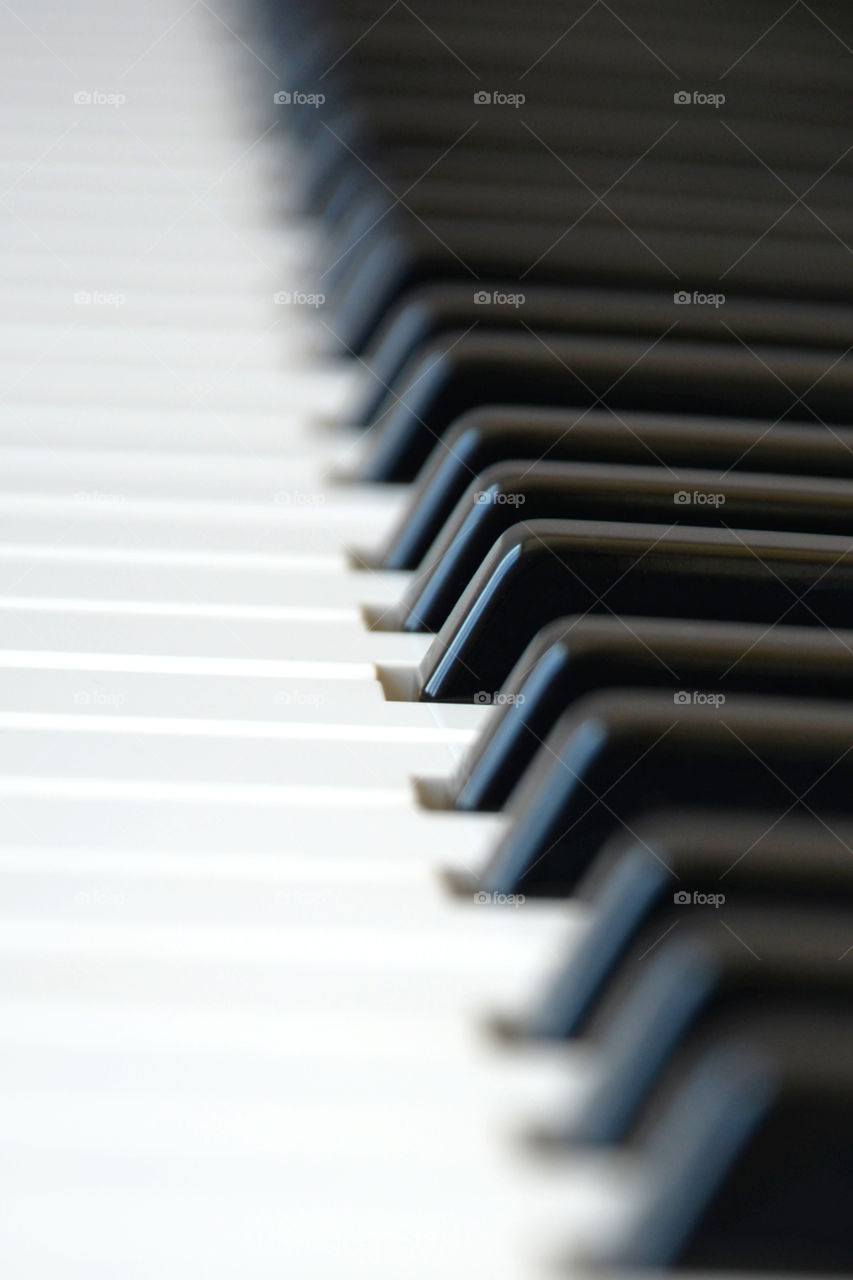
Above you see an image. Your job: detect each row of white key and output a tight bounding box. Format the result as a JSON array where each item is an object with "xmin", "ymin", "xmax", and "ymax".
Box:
[{"xmin": 0, "ymin": 1, "xmax": 651, "ymax": 1275}]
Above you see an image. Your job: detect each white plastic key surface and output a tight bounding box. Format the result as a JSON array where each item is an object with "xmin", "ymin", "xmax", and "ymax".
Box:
[
  {"xmin": 0, "ymin": 495, "xmax": 402, "ymax": 555},
  {"xmin": 0, "ymin": 1, "xmax": 648, "ymax": 1276}
]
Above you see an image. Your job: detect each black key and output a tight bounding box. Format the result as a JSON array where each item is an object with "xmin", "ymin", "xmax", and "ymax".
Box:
[
  {"xmin": 394, "ymin": 463, "xmax": 853, "ymax": 634},
  {"xmin": 572, "ymin": 907, "xmax": 853, "ymax": 1146},
  {"xmin": 526, "ymin": 810, "xmax": 853, "ymax": 1042},
  {"xmin": 330, "ymin": 221, "xmax": 853, "ymax": 357},
  {"xmin": 353, "ymin": 286, "xmax": 853, "ymax": 421},
  {"xmin": 477, "ymin": 692, "xmax": 853, "ymax": 895},
  {"xmin": 318, "ymin": 146, "xmax": 853, "ymax": 234},
  {"xmin": 321, "ymin": 184, "xmax": 848, "ymax": 300},
  {"xmin": 454, "ymin": 620, "xmax": 853, "ymax": 811},
  {"xmin": 374, "ymin": 409, "xmax": 853, "ymax": 572},
  {"xmin": 602, "ymin": 1009, "xmax": 853, "ymax": 1273},
  {"xmin": 418, "ymin": 522, "xmax": 853, "ymax": 702},
  {"xmin": 356, "ymin": 332, "xmax": 853, "ymax": 483}
]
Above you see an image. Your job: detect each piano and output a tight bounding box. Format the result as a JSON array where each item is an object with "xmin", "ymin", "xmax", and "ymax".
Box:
[{"xmin": 4, "ymin": 0, "xmax": 853, "ymax": 1274}]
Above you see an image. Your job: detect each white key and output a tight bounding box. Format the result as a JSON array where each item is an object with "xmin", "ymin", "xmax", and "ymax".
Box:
[
  {"xmin": 0, "ymin": 667, "xmax": 487, "ymax": 733},
  {"xmin": 0, "ymin": 449, "xmax": 402, "ymax": 515},
  {"xmin": 0, "ymin": 552, "xmax": 411, "ymax": 609},
  {"xmin": 0, "ymin": 496, "xmax": 399, "ymax": 555},
  {"xmin": 0, "ymin": 607, "xmax": 432, "ymax": 665}
]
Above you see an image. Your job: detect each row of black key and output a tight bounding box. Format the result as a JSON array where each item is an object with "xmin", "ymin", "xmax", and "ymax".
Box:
[{"xmin": 253, "ymin": 0, "xmax": 853, "ymax": 1271}]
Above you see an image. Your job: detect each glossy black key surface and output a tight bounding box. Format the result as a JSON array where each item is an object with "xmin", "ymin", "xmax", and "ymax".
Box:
[
  {"xmin": 572, "ymin": 908, "xmax": 853, "ymax": 1146},
  {"xmin": 525, "ymin": 811, "xmax": 853, "ymax": 1043},
  {"xmin": 477, "ymin": 693, "xmax": 853, "ymax": 895},
  {"xmin": 394, "ymin": 463, "xmax": 853, "ymax": 634},
  {"xmin": 356, "ymin": 332, "xmax": 853, "ymax": 483},
  {"xmin": 353, "ymin": 286, "xmax": 853, "ymax": 420},
  {"xmin": 374, "ymin": 410, "xmax": 853, "ymax": 571},
  {"xmin": 320, "ymin": 182, "xmax": 853, "ymax": 302},
  {"xmin": 454, "ymin": 620, "xmax": 853, "ymax": 811},
  {"xmin": 605, "ymin": 1010, "xmax": 853, "ymax": 1272},
  {"xmin": 317, "ymin": 146, "xmax": 853, "ymax": 239},
  {"xmin": 418, "ymin": 522, "xmax": 853, "ymax": 702},
  {"xmin": 329, "ymin": 222, "xmax": 853, "ymax": 358}
]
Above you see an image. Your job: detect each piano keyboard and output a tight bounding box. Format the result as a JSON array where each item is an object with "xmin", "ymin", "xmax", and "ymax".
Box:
[{"xmin": 4, "ymin": 0, "xmax": 853, "ymax": 1275}]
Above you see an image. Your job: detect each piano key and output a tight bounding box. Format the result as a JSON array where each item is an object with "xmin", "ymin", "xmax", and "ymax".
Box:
[
  {"xmin": 322, "ymin": 190, "xmax": 850, "ymax": 303},
  {"xmin": 570, "ymin": 907, "xmax": 853, "ymax": 1147},
  {"xmin": 355, "ymin": 286, "xmax": 853, "ymax": 424},
  {"xmin": 358, "ymin": 332, "xmax": 853, "ymax": 483},
  {"xmin": 476, "ymin": 692, "xmax": 853, "ymax": 895},
  {"xmin": 0, "ymin": 360, "xmax": 356, "ymax": 418},
  {"xmin": 0, "ymin": 495, "xmax": 399, "ymax": 557},
  {"xmin": 318, "ymin": 134, "xmax": 853, "ymax": 227},
  {"xmin": 0, "ymin": 606, "xmax": 434, "ymax": 667},
  {"xmin": 0, "ymin": 552, "xmax": 412, "ymax": 611},
  {"xmin": 13, "ymin": 0, "xmax": 853, "ymax": 1270},
  {"xmin": 333, "ymin": 226, "xmax": 853, "ymax": 359},
  {"xmin": 0, "ymin": 666, "xmax": 488, "ymax": 735},
  {"xmin": 374, "ymin": 409, "xmax": 853, "ymax": 572},
  {"xmin": 419, "ymin": 521, "xmax": 853, "ymax": 703},
  {"xmin": 522, "ymin": 810, "xmax": 853, "ymax": 1043},
  {"xmin": 603, "ymin": 1010, "xmax": 853, "ymax": 1273},
  {"xmin": 396, "ymin": 463, "xmax": 853, "ymax": 635},
  {"xmin": 454, "ymin": 620, "xmax": 853, "ymax": 812},
  {"xmin": 0, "ymin": 448, "xmax": 360, "ymax": 505},
  {"xmin": 0, "ymin": 405, "xmax": 354, "ymax": 454},
  {"xmin": 0, "ymin": 721, "xmax": 474, "ymax": 792},
  {"xmin": 306, "ymin": 99, "xmax": 851, "ymax": 194}
]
